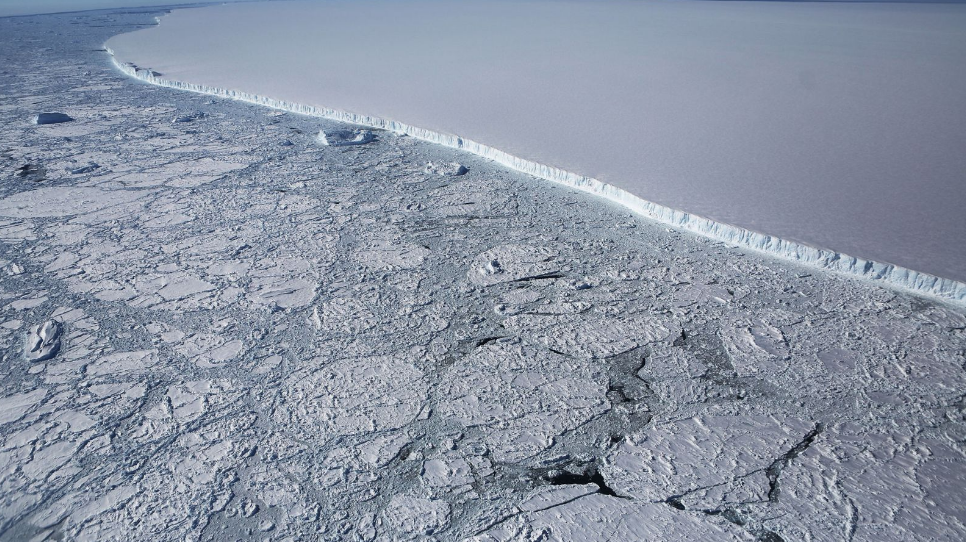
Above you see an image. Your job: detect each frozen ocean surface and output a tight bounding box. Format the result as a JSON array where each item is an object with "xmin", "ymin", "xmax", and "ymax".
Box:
[
  {"xmin": 3, "ymin": 7, "xmax": 966, "ymax": 541},
  {"xmin": 105, "ymin": 0, "xmax": 966, "ymax": 283}
]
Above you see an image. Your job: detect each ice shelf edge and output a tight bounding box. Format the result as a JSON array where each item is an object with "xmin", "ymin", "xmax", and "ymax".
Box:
[{"xmin": 105, "ymin": 47, "xmax": 966, "ymax": 305}]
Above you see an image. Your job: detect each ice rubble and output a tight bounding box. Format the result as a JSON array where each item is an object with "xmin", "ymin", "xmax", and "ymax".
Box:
[
  {"xmin": 317, "ymin": 128, "xmax": 373, "ymax": 147},
  {"xmin": 171, "ymin": 111, "xmax": 205, "ymax": 123},
  {"xmin": 107, "ymin": 49, "xmax": 966, "ymax": 304},
  {"xmin": 425, "ymin": 161, "xmax": 467, "ymax": 177}
]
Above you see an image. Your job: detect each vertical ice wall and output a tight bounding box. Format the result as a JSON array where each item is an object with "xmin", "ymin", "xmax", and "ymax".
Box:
[
  {"xmin": 102, "ymin": 0, "xmax": 966, "ymax": 285},
  {"xmin": 106, "ymin": 50, "xmax": 966, "ymax": 304}
]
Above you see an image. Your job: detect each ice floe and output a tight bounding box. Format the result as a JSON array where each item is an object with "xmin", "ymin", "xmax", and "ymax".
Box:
[{"xmin": 24, "ymin": 319, "xmax": 61, "ymax": 362}]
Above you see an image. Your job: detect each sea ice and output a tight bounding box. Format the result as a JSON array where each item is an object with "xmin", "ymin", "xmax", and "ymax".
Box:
[
  {"xmin": 425, "ymin": 161, "xmax": 467, "ymax": 176},
  {"xmin": 0, "ymin": 186, "xmax": 149, "ymax": 219},
  {"xmin": 317, "ymin": 128, "xmax": 373, "ymax": 147},
  {"xmin": 0, "ymin": 8, "xmax": 964, "ymax": 541},
  {"xmin": 24, "ymin": 320, "xmax": 61, "ymax": 362},
  {"xmin": 68, "ymin": 162, "xmax": 99, "ymax": 175},
  {"xmin": 171, "ymin": 111, "xmax": 205, "ymax": 123}
]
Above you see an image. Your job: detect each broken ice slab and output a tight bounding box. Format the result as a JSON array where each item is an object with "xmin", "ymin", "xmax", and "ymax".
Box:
[
  {"xmin": 317, "ymin": 128, "xmax": 373, "ymax": 147},
  {"xmin": 69, "ymin": 162, "xmax": 100, "ymax": 175},
  {"xmin": 32, "ymin": 112, "xmax": 73, "ymax": 125},
  {"xmin": 383, "ymin": 496, "xmax": 451, "ymax": 536},
  {"xmin": 172, "ymin": 111, "xmax": 206, "ymax": 123},
  {"xmin": 14, "ymin": 164, "xmax": 45, "ymax": 182},
  {"xmin": 424, "ymin": 161, "xmax": 467, "ymax": 176},
  {"xmin": 25, "ymin": 319, "xmax": 62, "ymax": 362},
  {"xmin": 0, "ymin": 186, "xmax": 148, "ymax": 219}
]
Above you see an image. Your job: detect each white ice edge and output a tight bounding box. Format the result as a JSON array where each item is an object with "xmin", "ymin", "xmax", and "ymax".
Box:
[{"xmin": 105, "ymin": 47, "xmax": 966, "ymax": 305}]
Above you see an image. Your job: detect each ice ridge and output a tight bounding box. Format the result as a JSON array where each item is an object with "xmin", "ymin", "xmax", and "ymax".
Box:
[{"xmin": 106, "ymin": 48, "xmax": 966, "ymax": 305}]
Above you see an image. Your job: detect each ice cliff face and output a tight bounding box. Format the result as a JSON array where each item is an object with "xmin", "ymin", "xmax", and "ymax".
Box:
[
  {"xmin": 102, "ymin": 1, "xmax": 966, "ymax": 284},
  {"xmin": 107, "ymin": 51, "xmax": 966, "ymax": 304}
]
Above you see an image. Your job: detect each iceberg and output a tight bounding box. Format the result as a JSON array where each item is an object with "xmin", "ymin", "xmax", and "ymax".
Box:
[
  {"xmin": 105, "ymin": 0, "xmax": 966, "ymax": 303},
  {"xmin": 317, "ymin": 128, "xmax": 374, "ymax": 147},
  {"xmin": 32, "ymin": 112, "xmax": 72, "ymax": 125}
]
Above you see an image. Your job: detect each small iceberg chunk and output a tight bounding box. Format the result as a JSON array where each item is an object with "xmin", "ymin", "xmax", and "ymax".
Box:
[
  {"xmin": 69, "ymin": 162, "xmax": 100, "ymax": 175},
  {"xmin": 15, "ymin": 164, "xmax": 45, "ymax": 182},
  {"xmin": 482, "ymin": 259, "xmax": 503, "ymax": 275},
  {"xmin": 172, "ymin": 111, "xmax": 206, "ymax": 123},
  {"xmin": 425, "ymin": 161, "xmax": 467, "ymax": 176},
  {"xmin": 317, "ymin": 128, "xmax": 373, "ymax": 147},
  {"xmin": 32, "ymin": 113, "xmax": 73, "ymax": 125},
  {"xmin": 25, "ymin": 319, "xmax": 62, "ymax": 362}
]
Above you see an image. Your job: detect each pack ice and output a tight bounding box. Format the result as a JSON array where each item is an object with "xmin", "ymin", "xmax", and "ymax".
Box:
[{"xmin": 0, "ymin": 5, "xmax": 964, "ymax": 542}]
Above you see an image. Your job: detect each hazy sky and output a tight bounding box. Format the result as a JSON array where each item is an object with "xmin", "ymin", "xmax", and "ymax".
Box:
[
  {"xmin": 0, "ymin": 0, "xmax": 249, "ymax": 17},
  {"xmin": 4, "ymin": 0, "xmax": 965, "ymax": 17},
  {"xmin": 5, "ymin": 0, "xmax": 966, "ymax": 17}
]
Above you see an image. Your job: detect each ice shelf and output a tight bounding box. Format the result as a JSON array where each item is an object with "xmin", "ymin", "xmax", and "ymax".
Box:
[{"xmin": 105, "ymin": 0, "xmax": 966, "ymax": 303}]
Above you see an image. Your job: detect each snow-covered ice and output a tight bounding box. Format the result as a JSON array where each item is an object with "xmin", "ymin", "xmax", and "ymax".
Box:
[
  {"xmin": 105, "ymin": 0, "xmax": 966, "ymax": 289},
  {"xmin": 23, "ymin": 319, "xmax": 61, "ymax": 362},
  {"xmin": 0, "ymin": 6, "xmax": 965, "ymax": 542}
]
